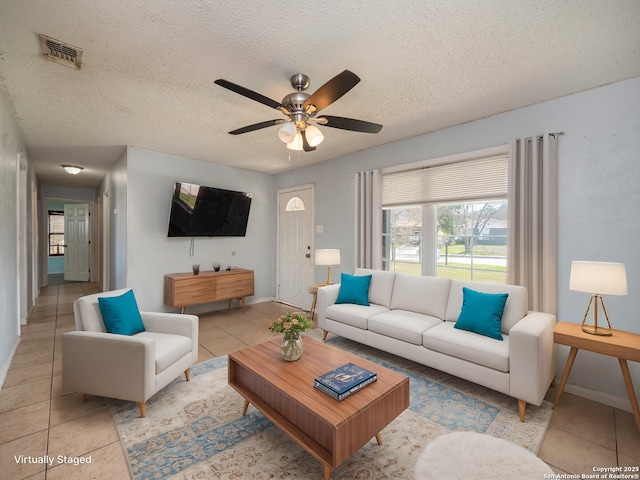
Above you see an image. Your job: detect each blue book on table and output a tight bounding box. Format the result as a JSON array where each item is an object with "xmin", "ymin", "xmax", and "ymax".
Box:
[{"xmin": 314, "ymin": 363, "xmax": 377, "ymax": 395}]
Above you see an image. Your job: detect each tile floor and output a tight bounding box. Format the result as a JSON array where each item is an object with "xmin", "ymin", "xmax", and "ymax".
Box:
[{"xmin": 1, "ymin": 282, "xmax": 638, "ymax": 479}]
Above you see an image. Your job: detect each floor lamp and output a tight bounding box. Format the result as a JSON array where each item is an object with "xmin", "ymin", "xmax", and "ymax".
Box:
[
  {"xmin": 569, "ymin": 261, "xmax": 627, "ymax": 336},
  {"xmin": 315, "ymin": 249, "xmax": 341, "ymax": 285}
]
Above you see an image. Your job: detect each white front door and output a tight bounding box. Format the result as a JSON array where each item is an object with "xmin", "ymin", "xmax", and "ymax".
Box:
[
  {"xmin": 64, "ymin": 203, "xmax": 90, "ymax": 281},
  {"xmin": 277, "ymin": 185, "xmax": 314, "ymax": 309}
]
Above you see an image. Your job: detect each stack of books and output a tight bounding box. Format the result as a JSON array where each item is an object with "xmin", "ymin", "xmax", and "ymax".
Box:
[{"xmin": 313, "ymin": 363, "xmax": 377, "ymax": 401}]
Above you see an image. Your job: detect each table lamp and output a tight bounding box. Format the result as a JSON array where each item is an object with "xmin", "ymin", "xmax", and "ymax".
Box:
[
  {"xmin": 569, "ymin": 261, "xmax": 627, "ymax": 336},
  {"xmin": 315, "ymin": 249, "xmax": 341, "ymax": 285}
]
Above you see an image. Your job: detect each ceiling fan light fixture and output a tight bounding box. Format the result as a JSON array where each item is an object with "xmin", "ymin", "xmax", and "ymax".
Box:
[
  {"xmin": 278, "ymin": 122, "xmax": 297, "ymax": 144},
  {"xmin": 305, "ymin": 124, "xmax": 324, "ymax": 147},
  {"xmin": 62, "ymin": 165, "xmax": 83, "ymax": 175},
  {"xmin": 287, "ymin": 133, "xmax": 304, "ymax": 151}
]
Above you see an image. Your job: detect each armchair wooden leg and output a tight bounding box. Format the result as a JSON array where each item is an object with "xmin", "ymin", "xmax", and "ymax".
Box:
[
  {"xmin": 518, "ymin": 399, "xmax": 526, "ymax": 422},
  {"xmin": 184, "ymin": 367, "xmax": 191, "ymax": 381},
  {"xmin": 80, "ymin": 393, "xmax": 87, "ymax": 403},
  {"xmin": 322, "ymin": 330, "xmax": 328, "ymax": 341},
  {"xmin": 138, "ymin": 402, "xmax": 146, "ymax": 418}
]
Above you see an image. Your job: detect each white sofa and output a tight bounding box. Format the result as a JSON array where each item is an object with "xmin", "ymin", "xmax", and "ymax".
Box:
[{"xmin": 317, "ymin": 268, "xmax": 556, "ymax": 421}]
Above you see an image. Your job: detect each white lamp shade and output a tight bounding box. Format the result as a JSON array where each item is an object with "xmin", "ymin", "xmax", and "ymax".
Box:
[
  {"xmin": 305, "ymin": 125, "xmax": 324, "ymax": 147},
  {"xmin": 569, "ymin": 261, "xmax": 628, "ymax": 296},
  {"xmin": 278, "ymin": 122, "xmax": 297, "ymax": 143},
  {"xmin": 286, "ymin": 132, "xmax": 303, "ymax": 151},
  {"xmin": 315, "ymin": 249, "xmax": 341, "ymax": 266}
]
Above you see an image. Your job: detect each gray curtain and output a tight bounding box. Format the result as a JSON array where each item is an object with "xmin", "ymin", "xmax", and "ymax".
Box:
[
  {"xmin": 507, "ymin": 134, "xmax": 558, "ymax": 314},
  {"xmin": 354, "ymin": 170, "xmax": 382, "ymax": 269}
]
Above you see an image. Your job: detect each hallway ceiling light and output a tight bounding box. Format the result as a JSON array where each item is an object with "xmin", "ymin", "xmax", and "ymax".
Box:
[{"xmin": 62, "ymin": 165, "xmax": 84, "ymax": 175}]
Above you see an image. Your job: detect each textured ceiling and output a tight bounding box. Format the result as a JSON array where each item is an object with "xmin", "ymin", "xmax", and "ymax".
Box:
[{"xmin": 1, "ymin": 0, "xmax": 639, "ymax": 188}]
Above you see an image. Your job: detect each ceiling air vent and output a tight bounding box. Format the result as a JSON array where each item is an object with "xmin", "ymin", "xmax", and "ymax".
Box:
[{"xmin": 39, "ymin": 34, "xmax": 82, "ymax": 69}]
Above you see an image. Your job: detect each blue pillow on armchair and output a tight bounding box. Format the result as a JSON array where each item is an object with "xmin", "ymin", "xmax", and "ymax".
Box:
[
  {"xmin": 454, "ymin": 287, "xmax": 508, "ymax": 340},
  {"xmin": 335, "ymin": 273, "xmax": 372, "ymax": 306},
  {"xmin": 98, "ymin": 289, "xmax": 146, "ymax": 336}
]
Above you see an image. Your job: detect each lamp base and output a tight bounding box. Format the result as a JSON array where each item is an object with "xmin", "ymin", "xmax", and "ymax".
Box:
[
  {"xmin": 580, "ymin": 295, "xmax": 613, "ymax": 336},
  {"xmin": 325, "ymin": 265, "xmax": 332, "ymax": 285},
  {"xmin": 581, "ymin": 325, "xmax": 612, "ymax": 336}
]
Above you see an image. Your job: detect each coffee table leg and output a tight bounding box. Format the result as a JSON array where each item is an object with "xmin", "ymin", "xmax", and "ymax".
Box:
[
  {"xmin": 375, "ymin": 433, "xmax": 382, "ymax": 445},
  {"xmin": 242, "ymin": 399, "xmax": 249, "ymax": 416}
]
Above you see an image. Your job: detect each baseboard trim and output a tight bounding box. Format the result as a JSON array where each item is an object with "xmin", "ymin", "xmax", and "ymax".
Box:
[
  {"xmin": 247, "ymin": 296, "xmax": 276, "ymax": 305},
  {"xmin": 0, "ymin": 336, "xmax": 21, "ymax": 390},
  {"xmin": 561, "ymin": 382, "xmax": 632, "ymax": 413}
]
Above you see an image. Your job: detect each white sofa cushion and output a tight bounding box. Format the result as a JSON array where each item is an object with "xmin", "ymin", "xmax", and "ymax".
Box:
[
  {"xmin": 444, "ymin": 280, "xmax": 528, "ymax": 334},
  {"xmin": 390, "ymin": 274, "xmax": 451, "ymax": 319},
  {"xmin": 136, "ymin": 331, "xmax": 192, "ymax": 374},
  {"xmin": 354, "ymin": 268, "xmax": 396, "ymax": 308},
  {"xmin": 368, "ymin": 310, "xmax": 442, "ymax": 345},
  {"xmin": 325, "ymin": 303, "xmax": 390, "ymax": 330},
  {"xmin": 423, "ymin": 322, "xmax": 510, "ymax": 372}
]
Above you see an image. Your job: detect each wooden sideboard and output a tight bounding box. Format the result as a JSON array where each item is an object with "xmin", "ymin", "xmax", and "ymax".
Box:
[{"xmin": 164, "ymin": 268, "xmax": 254, "ymax": 313}]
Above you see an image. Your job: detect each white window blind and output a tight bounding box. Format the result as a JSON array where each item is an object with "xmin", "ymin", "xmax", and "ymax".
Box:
[{"xmin": 382, "ymin": 156, "xmax": 508, "ymax": 207}]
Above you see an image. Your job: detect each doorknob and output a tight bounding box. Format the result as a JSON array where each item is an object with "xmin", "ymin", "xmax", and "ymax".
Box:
[{"xmin": 305, "ymin": 253, "xmax": 311, "ymax": 258}]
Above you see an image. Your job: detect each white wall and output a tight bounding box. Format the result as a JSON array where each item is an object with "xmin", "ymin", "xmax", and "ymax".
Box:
[
  {"xmin": 0, "ymin": 91, "xmax": 27, "ymax": 387},
  {"xmin": 123, "ymin": 147, "xmax": 277, "ymax": 312},
  {"xmin": 275, "ymin": 77, "xmax": 640, "ymax": 410},
  {"xmin": 109, "ymin": 149, "xmax": 129, "ymax": 290}
]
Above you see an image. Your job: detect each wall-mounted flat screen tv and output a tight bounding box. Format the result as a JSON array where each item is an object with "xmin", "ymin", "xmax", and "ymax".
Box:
[{"xmin": 167, "ymin": 182, "xmax": 252, "ymax": 237}]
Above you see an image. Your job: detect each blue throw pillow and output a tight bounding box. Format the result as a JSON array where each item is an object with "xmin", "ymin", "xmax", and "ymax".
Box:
[
  {"xmin": 98, "ymin": 290, "xmax": 145, "ymax": 336},
  {"xmin": 335, "ymin": 273, "xmax": 372, "ymax": 306},
  {"xmin": 454, "ymin": 287, "xmax": 508, "ymax": 340}
]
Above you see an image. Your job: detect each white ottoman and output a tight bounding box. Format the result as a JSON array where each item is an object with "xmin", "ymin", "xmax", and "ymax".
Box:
[{"xmin": 415, "ymin": 432, "xmax": 554, "ymax": 479}]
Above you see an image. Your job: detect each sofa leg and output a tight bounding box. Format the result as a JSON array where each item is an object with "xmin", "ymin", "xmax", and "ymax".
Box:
[
  {"xmin": 184, "ymin": 367, "xmax": 191, "ymax": 381},
  {"xmin": 518, "ymin": 399, "xmax": 526, "ymax": 422},
  {"xmin": 80, "ymin": 393, "xmax": 87, "ymax": 403},
  {"xmin": 322, "ymin": 330, "xmax": 328, "ymax": 341},
  {"xmin": 138, "ymin": 402, "xmax": 146, "ymax": 418}
]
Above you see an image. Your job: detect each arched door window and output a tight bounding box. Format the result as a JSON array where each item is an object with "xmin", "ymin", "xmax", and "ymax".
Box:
[{"xmin": 285, "ymin": 196, "xmax": 305, "ymax": 211}]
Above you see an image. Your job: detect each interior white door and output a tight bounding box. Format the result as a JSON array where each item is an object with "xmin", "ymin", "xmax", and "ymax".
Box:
[
  {"xmin": 64, "ymin": 203, "xmax": 90, "ymax": 282},
  {"xmin": 277, "ymin": 185, "xmax": 314, "ymax": 309}
]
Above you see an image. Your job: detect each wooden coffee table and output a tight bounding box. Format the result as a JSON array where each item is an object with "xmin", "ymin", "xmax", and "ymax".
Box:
[{"xmin": 228, "ymin": 336, "xmax": 410, "ymax": 479}]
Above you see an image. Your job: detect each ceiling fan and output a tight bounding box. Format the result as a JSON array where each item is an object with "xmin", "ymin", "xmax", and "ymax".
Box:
[{"xmin": 214, "ymin": 70, "xmax": 383, "ymax": 152}]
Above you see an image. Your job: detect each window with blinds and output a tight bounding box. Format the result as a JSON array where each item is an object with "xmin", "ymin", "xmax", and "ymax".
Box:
[
  {"xmin": 49, "ymin": 210, "xmax": 65, "ymax": 256},
  {"xmin": 382, "ymin": 156, "xmax": 508, "ymax": 207},
  {"xmin": 380, "ymin": 152, "xmax": 508, "ymax": 283}
]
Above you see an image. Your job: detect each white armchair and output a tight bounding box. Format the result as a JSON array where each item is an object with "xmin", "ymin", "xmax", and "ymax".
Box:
[{"xmin": 62, "ymin": 288, "xmax": 199, "ymax": 417}]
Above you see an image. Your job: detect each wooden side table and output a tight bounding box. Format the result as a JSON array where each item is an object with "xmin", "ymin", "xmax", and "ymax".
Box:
[
  {"xmin": 308, "ymin": 283, "xmax": 329, "ymax": 320},
  {"xmin": 553, "ymin": 321, "xmax": 640, "ymax": 432}
]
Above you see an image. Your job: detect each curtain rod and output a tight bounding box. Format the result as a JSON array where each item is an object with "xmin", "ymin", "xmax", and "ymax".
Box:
[{"xmin": 549, "ymin": 132, "xmax": 564, "ymax": 139}]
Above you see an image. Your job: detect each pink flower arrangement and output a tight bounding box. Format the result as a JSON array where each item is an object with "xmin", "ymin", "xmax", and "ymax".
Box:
[{"xmin": 268, "ymin": 312, "xmax": 312, "ymax": 340}]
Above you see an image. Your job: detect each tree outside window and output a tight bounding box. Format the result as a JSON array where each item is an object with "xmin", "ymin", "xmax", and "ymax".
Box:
[{"xmin": 436, "ymin": 200, "xmax": 507, "ymax": 283}]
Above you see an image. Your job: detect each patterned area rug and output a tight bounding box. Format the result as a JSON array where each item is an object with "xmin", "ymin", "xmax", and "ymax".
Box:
[{"xmin": 109, "ymin": 332, "xmax": 553, "ymax": 479}]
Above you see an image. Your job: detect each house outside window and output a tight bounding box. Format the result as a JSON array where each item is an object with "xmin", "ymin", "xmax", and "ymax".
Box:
[
  {"xmin": 49, "ymin": 210, "xmax": 65, "ymax": 256},
  {"xmin": 381, "ymin": 149, "xmax": 508, "ymax": 283}
]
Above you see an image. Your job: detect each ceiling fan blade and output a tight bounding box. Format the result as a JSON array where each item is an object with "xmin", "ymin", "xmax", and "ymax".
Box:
[
  {"xmin": 317, "ymin": 115, "xmax": 383, "ymax": 134},
  {"xmin": 228, "ymin": 119, "xmax": 285, "ymax": 135},
  {"xmin": 215, "ymin": 79, "xmax": 282, "ymax": 110},
  {"xmin": 302, "ymin": 130, "xmax": 316, "ymax": 152},
  {"xmin": 303, "ymin": 70, "xmax": 360, "ymax": 114}
]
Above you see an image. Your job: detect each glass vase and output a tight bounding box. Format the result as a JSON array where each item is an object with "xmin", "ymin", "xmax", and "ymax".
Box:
[{"xmin": 281, "ymin": 333, "xmax": 303, "ymax": 361}]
